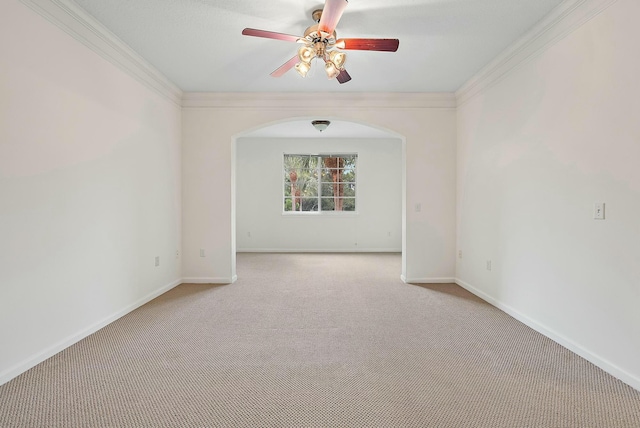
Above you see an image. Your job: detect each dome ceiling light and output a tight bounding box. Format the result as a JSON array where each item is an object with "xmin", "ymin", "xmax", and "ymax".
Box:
[{"xmin": 312, "ymin": 120, "xmax": 331, "ymax": 132}]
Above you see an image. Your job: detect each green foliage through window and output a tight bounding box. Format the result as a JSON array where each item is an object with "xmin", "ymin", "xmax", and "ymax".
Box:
[{"xmin": 284, "ymin": 154, "xmax": 357, "ymax": 213}]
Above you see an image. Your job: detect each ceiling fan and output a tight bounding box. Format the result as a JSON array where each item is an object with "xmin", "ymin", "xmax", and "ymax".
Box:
[{"xmin": 241, "ymin": 0, "xmax": 400, "ymax": 84}]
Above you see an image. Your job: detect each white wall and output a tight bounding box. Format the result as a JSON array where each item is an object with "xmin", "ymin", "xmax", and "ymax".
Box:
[
  {"xmin": 0, "ymin": 0, "xmax": 182, "ymax": 384},
  {"xmin": 456, "ymin": 0, "xmax": 640, "ymax": 389},
  {"xmin": 236, "ymin": 137, "xmax": 402, "ymax": 252},
  {"xmin": 182, "ymin": 95, "xmax": 457, "ymax": 284}
]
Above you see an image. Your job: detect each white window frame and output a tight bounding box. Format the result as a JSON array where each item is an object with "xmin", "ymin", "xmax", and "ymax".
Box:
[{"xmin": 282, "ymin": 153, "xmax": 358, "ymax": 215}]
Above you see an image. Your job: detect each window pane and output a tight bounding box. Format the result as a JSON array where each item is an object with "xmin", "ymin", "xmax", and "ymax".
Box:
[
  {"xmin": 343, "ymin": 183, "xmax": 355, "ymax": 197},
  {"xmin": 284, "ymin": 154, "xmax": 314, "ymax": 168},
  {"xmin": 339, "ymin": 155, "xmax": 357, "ymax": 166},
  {"xmin": 285, "ymin": 168, "xmax": 317, "ymax": 184},
  {"xmin": 299, "ymin": 178, "xmax": 318, "ymax": 197},
  {"xmin": 285, "ymin": 197, "xmax": 319, "ymax": 212},
  {"xmin": 285, "ymin": 175, "xmax": 318, "ymax": 197},
  {"xmin": 320, "ymin": 197, "xmax": 335, "ymax": 211},
  {"xmin": 320, "ymin": 169, "xmax": 354, "ymax": 182},
  {"xmin": 320, "ymin": 183, "xmax": 356, "ymax": 197},
  {"xmin": 342, "ymin": 167, "xmax": 355, "ymax": 182},
  {"xmin": 320, "ymin": 197, "xmax": 356, "ymax": 212},
  {"xmin": 342, "ymin": 198, "xmax": 356, "ymax": 211},
  {"xmin": 300, "ymin": 198, "xmax": 318, "ymax": 211}
]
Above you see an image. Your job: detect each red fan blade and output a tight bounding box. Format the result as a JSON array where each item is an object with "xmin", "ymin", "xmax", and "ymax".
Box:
[
  {"xmin": 318, "ymin": 0, "xmax": 348, "ymax": 35},
  {"xmin": 335, "ymin": 38, "xmax": 399, "ymax": 52},
  {"xmin": 242, "ymin": 28, "xmax": 300, "ymax": 43},
  {"xmin": 271, "ymin": 56, "xmax": 299, "ymax": 77},
  {"xmin": 336, "ymin": 69, "xmax": 351, "ymax": 84}
]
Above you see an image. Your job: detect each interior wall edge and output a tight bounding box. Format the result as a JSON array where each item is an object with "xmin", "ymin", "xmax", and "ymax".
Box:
[
  {"xmin": 0, "ymin": 279, "xmax": 182, "ymax": 387},
  {"xmin": 402, "ymin": 277, "xmax": 456, "ymax": 284},
  {"xmin": 455, "ymin": 0, "xmax": 619, "ymax": 106},
  {"xmin": 455, "ymin": 278, "xmax": 640, "ymax": 392},
  {"xmin": 17, "ymin": 0, "xmax": 183, "ymax": 105},
  {"xmin": 181, "ymin": 92, "xmax": 457, "ymax": 109},
  {"xmin": 181, "ymin": 277, "xmax": 238, "ymax": 285}
]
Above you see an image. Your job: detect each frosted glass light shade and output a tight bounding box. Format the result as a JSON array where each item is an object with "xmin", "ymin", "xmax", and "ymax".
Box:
[
  {"xmin": 298, "ymin": 46, "xmax": 314, "ymax": 63},
  {"xmin": 325, "ymin": 61, "xmax": 340, "ymax": 79},
  {"xmin": 295, "ymin": 61, "xmax": 311, "ymax": 77},
  {"xmin": 329, "ymin": 51, "xmax": 346, "ymax": 69}
]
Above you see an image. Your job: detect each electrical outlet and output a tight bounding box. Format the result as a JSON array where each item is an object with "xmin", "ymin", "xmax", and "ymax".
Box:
[
  {"xmin": 486, "ymin": 260, "xmax": 492, "ymax": 271},
  {"xmin": 155, "ymin": 256, "xmax": 160, "ymax": 267},
  {"xmin": 458, "ymin": 250, "xmax": 462, "ymax": 259},
  {"xmin": 200, "ymin": 249, "xmax": 205, "ymax": 258}
]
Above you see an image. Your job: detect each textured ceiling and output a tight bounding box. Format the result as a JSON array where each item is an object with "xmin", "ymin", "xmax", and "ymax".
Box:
[{"xmin": 72, "ymin": 0, "xmax": 564, "ymax": 93}]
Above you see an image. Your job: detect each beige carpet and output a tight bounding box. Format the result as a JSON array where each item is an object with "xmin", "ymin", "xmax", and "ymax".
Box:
[{"xmin": 1, "ymin": 253, "xmax": 639, "ymax": 427}]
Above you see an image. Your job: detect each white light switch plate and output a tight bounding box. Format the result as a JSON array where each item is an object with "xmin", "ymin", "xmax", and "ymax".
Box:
[{"xmin": 594, "ymin": 203, "xmax": 605, "ymax": 220}]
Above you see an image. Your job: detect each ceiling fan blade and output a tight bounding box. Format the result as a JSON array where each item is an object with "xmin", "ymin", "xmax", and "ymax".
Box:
[
  {"xmin": 318, "ymin": 0, "xmax": 349, "ymax": 35},
  {"xmin": 242, "ymin": 28, "xmax": 300, "ymax": 43},
  {"xmin": 270, "ymin": 56, "xmax": 299, "ymax": 77},
  {"xmin": 336, "ymin": 69, "xmax": 351, "ymax": 84},
  {"xmin": 336, "ymin": 38, "xmax": 400, "ymax": 52}
]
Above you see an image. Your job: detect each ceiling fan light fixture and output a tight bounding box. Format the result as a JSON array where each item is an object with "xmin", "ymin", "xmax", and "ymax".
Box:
[
  {"xmin": 242, "ymin": 1, "xmax": 400, "ymax": 85},
  {"xmin": 298, "ymin": 45, "xmax": 314, "ymax": 63},
  {"xmin": 312, "ymin": 120, "xmax": 331, "ymax": 132},
  {"xmin": 295, "ymin": 61, "xmax": 311, "ymax": 77},
  {"xmin": 329, "ymin": 50, "xmax": 346, "ymax": 69},
  {"xmin": 325, "ymin": 61, "xmax": 340, "ymax": 79}
]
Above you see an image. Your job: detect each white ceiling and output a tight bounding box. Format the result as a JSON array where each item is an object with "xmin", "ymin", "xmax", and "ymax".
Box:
[{"xmin": 71, "ymin": 0, "xmax": 564, "ymax": 93}]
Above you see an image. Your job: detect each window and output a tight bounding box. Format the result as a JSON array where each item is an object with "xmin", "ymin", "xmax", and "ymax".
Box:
[{"xmin": 284, "ymin": 154, "xmax": 357, "ymax": 213}]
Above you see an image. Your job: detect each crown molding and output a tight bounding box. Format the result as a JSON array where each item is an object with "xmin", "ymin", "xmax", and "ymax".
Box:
[
  {"xmin": 19, "ymin": 0, "xmax": 183, "ymax": 106},
  {"xmin": 455, "ymin": 0, "xmax": 619, "ymax": 106},
  {"xmin": 182, "ymin": 92, "xmax": 457, "ymax": 109}
]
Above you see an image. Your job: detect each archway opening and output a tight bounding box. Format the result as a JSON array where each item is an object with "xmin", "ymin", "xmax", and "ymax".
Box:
[{"xmin": 231, "ymin": 117, "xmax": 407, "ymax": 281}]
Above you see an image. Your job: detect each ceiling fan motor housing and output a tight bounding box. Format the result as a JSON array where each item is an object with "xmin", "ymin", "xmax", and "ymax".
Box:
[{"xmin": 303, "ymin": 24, "xmax": 337, "ymax": 45}]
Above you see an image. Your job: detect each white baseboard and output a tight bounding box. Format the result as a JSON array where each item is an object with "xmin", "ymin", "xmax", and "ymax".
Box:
[
  {"xmin": 401, "ymin": 276, "xmax": 456, "ymax": 284},
  {"xmin": 182, "ymin": 277, "xmax": 236, "ymax": 284},
  {"xmin": 0, "ymin": 278, "xmax": 182, "ymax": 386},
  {"xmin": 454, "ymin": 277, "xmax": 640, "ymax": 392},
  {"xmin": 237, "ymin": 248, "xmax": 402, "ymax": 253}
]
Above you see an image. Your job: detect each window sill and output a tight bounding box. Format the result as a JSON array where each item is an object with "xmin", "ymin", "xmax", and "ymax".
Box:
[{"xmin": 282, "ymin": 211, "xmax": 359, "ymax": 217}]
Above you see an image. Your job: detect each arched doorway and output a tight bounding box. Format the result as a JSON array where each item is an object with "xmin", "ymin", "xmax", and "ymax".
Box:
[{"xmin": 231, "ymin": 117, "xmax": 407, "ymax": 281}]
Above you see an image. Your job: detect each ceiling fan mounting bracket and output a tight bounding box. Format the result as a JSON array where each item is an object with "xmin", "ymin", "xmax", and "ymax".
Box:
[{"xmin": 312, "ymin": 9, "xmax": 323, "ymax": 23}]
